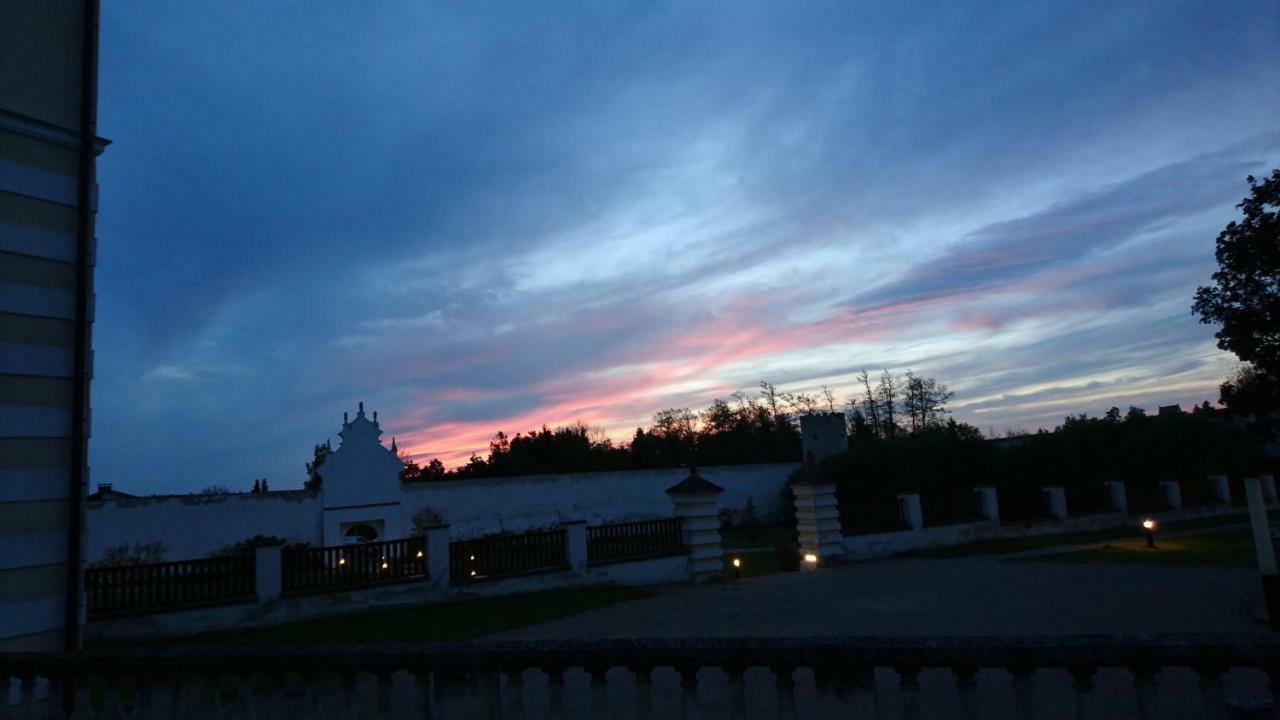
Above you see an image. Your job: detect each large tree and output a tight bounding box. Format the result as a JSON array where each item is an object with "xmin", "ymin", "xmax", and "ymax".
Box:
[{"xmin": 1193, "ymin": 170, "xmax": 1280, "ymax": 374}]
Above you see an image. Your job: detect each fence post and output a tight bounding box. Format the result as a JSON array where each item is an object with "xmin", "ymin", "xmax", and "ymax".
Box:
[
  {"xmin": 1263, "ymin": 475, "xmax": 1277, "ymax": 503},
  {"xmin": 254, "ymin": 544, "xmax": 283, "ymax": 603},
  {"xmin": 1044, "ymin": 487, "xmax": 1068, "ymax": 519},
  {"xmin": 424, "ymin": 525, "xmax": 451, "ymax": 589},
  {"xmin": 1159, "ymin": 480, "xmax": 1183, "ymax": 510},
  {"xmin": 1208, "ymin": 474, "xmax": 1231, "ymax": 505},
  {"xmin": 1245, "ymin": 477, "xmax": 1280, "ymax": 630},
  {"xmin": 974, "ymin": 486, "xmax": 1000, "ymax": 524},
  {"xmin": 1104, "ymin": 481, "xmax": 1128, "ymax": 515},
  {"xmin": 666, "ymin": 466, "xmax": 725, "ymax": 583},
  {"xmin": 562, "ymin": 520, "xmax": 588, "ymax": 575},
  {"xmin": 897, "ymin": 493, "xmax": 923, "ymax": 532},
  {"xmin": 790, "ymin": 468, "xmax": 843, "ymax": 568}
]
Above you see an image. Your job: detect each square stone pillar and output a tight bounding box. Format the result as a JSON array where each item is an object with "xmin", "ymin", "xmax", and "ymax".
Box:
[
  {"xmin": 1103, "ymin": 481, "xmax": 1128, "ymax": 515},
  {"xmin": 562, "ymin": 520, "xmax": 588, "ymax": 575},
  {"xmin": 424, "ymin": 525, "xmax": 451, "ymax": 589},
  {"xmin": 974, "ymin": 486, "xmax": 1000, "ymax": 524},
  {"xmin": 1044, "ymin": 486, "xmax": 1068, "ymax": 519},
  {"xmin": 254, "ymin": 544, "xmax": 283, "ymax": 603},
  {"xmin": 791, "ymin": 477, "xmax": 843, "ymax": 568},
  {"xmin": 1159, "ymin": 480, "xmax": 1182, "ymax": 510},
  {"xmin": 666, "ymin": 468, "xmax": 725, "ymax": 583},
  {"xmin": 1208, "ymin": 474, "xmax": 1231, "ymax": 505},
  {"xmin": 897, "ymin": 493, "xmax": 923, "ymax": 531}
]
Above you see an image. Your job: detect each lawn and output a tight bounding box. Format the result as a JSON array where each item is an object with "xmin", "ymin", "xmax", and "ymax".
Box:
[
  {"xmin": 1031, "ymin": 531, "xmax": 1257, "ymax": 567},
  {"xmin": 897, "ymin": 511, "xmax": 1259, "ymax": 559},
  {"xmin": 99, "ymin": 585, "xmax": 652, "ymax": 647}
]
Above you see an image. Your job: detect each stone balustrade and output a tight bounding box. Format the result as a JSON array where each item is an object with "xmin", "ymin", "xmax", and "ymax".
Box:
[{"xmin": 3, "ymin": 635, "xmax": 1277, "ymax": 718}]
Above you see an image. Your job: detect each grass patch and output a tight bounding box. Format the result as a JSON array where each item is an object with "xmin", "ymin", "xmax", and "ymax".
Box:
[
  {"xmin": 1031, "ymin": 531, "xmax": 1256, "ymax": 567},
  {"xmin": 98, "ymin": 585, "xmax": 652, "ymax": 648},
  {"xmin": 896, "ymin": 511, "xmax": 1259, "ymax": 559},
  {"xmin": 721, "ymin": 524, "xmax": 795, "ymax": 549}
]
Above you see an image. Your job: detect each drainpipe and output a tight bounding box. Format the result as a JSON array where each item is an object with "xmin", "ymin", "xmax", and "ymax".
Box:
[{"xmin": 66, "ymin": 0, "xmax": 101, "ymax": 652}]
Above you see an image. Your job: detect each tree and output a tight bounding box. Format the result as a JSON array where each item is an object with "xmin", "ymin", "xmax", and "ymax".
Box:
[
  {"xmin": 857, "ymin": 370, "xmax": 882, "ymax": 439},
  {"xmin": 304, "ymin": 441, "xmax": 331, "ymax": 490},
  {"xmin": 200, "ymin": 484, "xmax": 232, "ymax": 495},
  {"xmin": 902, "ymin": 371, "xmax": 954, "ymax": 433},
  {"xmin": 1193, "ymin": 170, "xmax": 1280, "ymax": 375},
  {"xmin": 876, "ymin": 370, "xmax": 900, "ymax": 438},
  {"xmin": 1219, "ymin": 364, "xmax": 1280, "ymax": 430}
]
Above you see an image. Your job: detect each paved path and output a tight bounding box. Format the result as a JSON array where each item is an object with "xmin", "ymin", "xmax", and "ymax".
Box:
[
  {"xmin": 475, "ymin": 554, "xmax": 1271, "ymax": 718},
  {"xmin": 496, "ymin": 554, "xmax": 1263, "ymax": 640}
]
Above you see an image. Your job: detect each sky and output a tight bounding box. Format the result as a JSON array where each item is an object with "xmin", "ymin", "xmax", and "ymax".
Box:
[{"xmin": 93, "ymin": 2, "xmax": 1280, "ymax": 494}]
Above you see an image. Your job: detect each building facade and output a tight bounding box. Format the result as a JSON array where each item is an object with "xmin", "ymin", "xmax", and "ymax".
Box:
[{"xmin": 0, "ymin": 0, "xmax": 107, "ymax": 650}]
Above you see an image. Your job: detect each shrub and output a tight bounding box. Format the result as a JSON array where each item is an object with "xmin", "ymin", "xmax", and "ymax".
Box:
[
  {"xmin": 411, "ymin": 507, "xmax": 447, "ymax": 535},
  {"xmin": 94, "ymin": 541, "xmax": 165, "ymax": 567},
  {"xmin": 208, "ymin": 535, "xmax": 308, "ymax": 557}
]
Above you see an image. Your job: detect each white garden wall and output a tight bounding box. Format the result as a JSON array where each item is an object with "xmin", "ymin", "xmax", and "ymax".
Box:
[
  {"xmin": 399, "ymin": 463, "xmax": 798, "ymax": 539},
  {"xmin": 86, "ymin": 491, "xmax": 321, "ymax": 563}
]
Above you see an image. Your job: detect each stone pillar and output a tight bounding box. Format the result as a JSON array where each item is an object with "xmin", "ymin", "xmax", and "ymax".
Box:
[
  {"xmin": 791, "ymin": 476, "xmax": 843, "ymax": 568},
  {"xmin": 1208, "ymin": 474, "xmax": 1231, "ymax": 505},
  {"xmin": 254, "ymin": 544, "xmax": 283, "ymax": 602},
  {"xmin": 1044, "ymin": 486, "xmax": 1068, "ymax": 519},
  {"xmin": 974, "ymin": 486, "xmax": 1000, "ymax": 524},
  {"xmin": 1104, "ymin": 481, "xmax": 1128, "ymax": 515},
  {"xmin": 1262, "ymin": 475, "xmax": 1277, "ymax": 503},
  {"xmin": 1159, "ymin": 480, "xmax": 1182, "ymax": 510},
  {"xmin": 424, "ymin": 525, "xmax": 451, "ymax": 589},
  {"xmin": 897, "ymin": 493, "xmax": 923, "ymax": 531},
  {"xmin": 799, "ymin": 413, "xmax": 848, "ymax": 463},
  {"xmin": 666, "ymin": 468, "xmax": 725, "ymax": 583},
  {"xmin": 562, "ymin": 520, "xmax": 588, "ymax": 575}
]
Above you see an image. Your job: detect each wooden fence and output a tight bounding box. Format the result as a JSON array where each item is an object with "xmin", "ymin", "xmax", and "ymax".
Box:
[
  {"xmin": 282, "ymin": 536, "xmax": 426, "ymax": 595},
  {"xmin": 998, "ymin": 488, "xmax": 1052, "ymax": 523},
  {"xmin": 920, "ymin": 489, "xmax": 984, "ymax": 527},
  {"xmin": 1126, "ymin": 483, "xmax": 1170, "ymax": 514},
  {"xmin": 840, "ymin": 496, "xmax": 907, "ymax": 535},
  {"xmin": 450, "ymin": 528, "xmax": 567, "ymax": 584},
  {"xmin": 85, "ymin": 554, "xmax": 255, "ymax": 618},
  {"xmin": 1178, "ymin": 477, "xmax": 1218, "ymax": 507},
  {"xmin": 586, "ymin": 518, "xmax": 685, "ymax": 565},
  {"xmin": 1064, "ymin": 484, "xmax": 1114, "ymax": 516}
]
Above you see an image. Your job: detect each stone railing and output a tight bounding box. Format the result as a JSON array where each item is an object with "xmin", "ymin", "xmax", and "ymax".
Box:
[{"xmin": 4, "ymin": 635, "xmax": 1277, "ymax": 718}]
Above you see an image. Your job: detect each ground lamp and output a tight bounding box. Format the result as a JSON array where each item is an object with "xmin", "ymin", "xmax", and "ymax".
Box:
[
  {"xmin": 803, "ymin": 553, "xmax": 819, "ymax": 567},
  {"xmin": 731, "ymin": 557, "xmax": 741, "ymax": 580},
  {"xmin": 1142, "ymin": 518, "xmax": 1157, "ymax": 548}
]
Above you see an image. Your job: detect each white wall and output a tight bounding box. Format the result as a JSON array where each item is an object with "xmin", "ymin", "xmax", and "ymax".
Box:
[
  {"xmin": 401, "ymin": 463, "xmax": 799, "ymax": 538},
  {"xmin": 87, "ymin": 491, "xmax": 321, "ymax": 563}
]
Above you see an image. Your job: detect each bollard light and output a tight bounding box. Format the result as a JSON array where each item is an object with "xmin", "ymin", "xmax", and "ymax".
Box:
[
  {"xmin": 732, "ymin": 557, "xmax": 742, "ymax": 580},
  {"xmin": 1142, "ymin": 518, "xmax": 1157, "ymax": 548}
]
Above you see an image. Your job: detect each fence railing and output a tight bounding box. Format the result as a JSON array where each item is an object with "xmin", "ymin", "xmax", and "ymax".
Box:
[
  {"xmin": 1126, "ymin": 484, "xmax": 1170, "ymax": 514},
  {"xmin": 85, "ymin": 554, "xmax": 255, "ymax": 618},
  {"xmin": 1000, "ymin": 488, "xmax": 1052, "ymax": 523},
  {"xmin": 1178, "ymin": 477, "xmax": 1217, "ymax": 507},
  {"xmin": 1064, "ymin": 484, "xmax": 1114, "ymax": 516},
  {"xmin": 4, "ymin": 635, "xmax": 1275, "ymax": 719},
  {"xmin": 920, "ymin": 489, "xmax": 984, "ymax": 527},
  {"xmin": 450, "ymin": 528, "xmax": 568, "ymax": 584},
  {"xmin": 586, "ymin": 518, "xmax": 684, "ymax": 565},
  {"xmin": 840, "ymin": 496, "xmax": 908, "ymax": 535},
  {"xmin": 282, "ymin": 536, "xmax": 426, "ymax": 595}
]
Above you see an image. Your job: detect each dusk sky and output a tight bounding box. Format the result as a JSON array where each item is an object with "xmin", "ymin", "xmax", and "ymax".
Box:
[{"xmin": 94, "ymin": 3, "xmax": 1280, "ymax": 494}]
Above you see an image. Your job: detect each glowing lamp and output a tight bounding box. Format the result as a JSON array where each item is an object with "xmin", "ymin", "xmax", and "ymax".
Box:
[
  {"xmin": 381, "ymin": 562, "xmax": 389, "ymax": 570},
  {"xmin": 1142, "ymin": 518, "xmax": 1157, "ymax": 548},
  {"xmin": 417, "ymin": 550, "xmax": 424, "ymax": 558},
  {"xmin": 338, "ymin": 557, "xmax": 346, "ymax": 565},
  {"xmin": 731, "ymin": 557, "xmax": 742, "ymax": 580},
  {"xmin": 803, "ymin": 553, "xmax": 819, "ymax": 565}
]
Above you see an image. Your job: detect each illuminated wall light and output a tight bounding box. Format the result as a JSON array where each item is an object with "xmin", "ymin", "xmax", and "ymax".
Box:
[
  {"xmin": 338, "ymin": 558, "xmax": 346, "ymax": 565},
  {"xmin": 417, "ymin": 550, "xmax": 424, "ymax": 558},
  {"xmin": 803, "ymin": 553, "xmax": 819, "ymax": 565},
  {"xmin": 381, "ymin": 562, "xmax": 389, "ymax": 570}
]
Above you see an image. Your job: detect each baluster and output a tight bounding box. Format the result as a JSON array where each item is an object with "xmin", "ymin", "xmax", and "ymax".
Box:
[
  {"xmin": 339, "ymin": 672, "xmax": 363, "ymax": 720},
  {"xmin": 502, "ymin": 668, "xmax": 525, "ymax": 720},
  {"xmin": 411, "ymin": 670, "xmax": 433, "ymax": 720},
  {"xmin": 7, "ymin": 674, "xmax": 31, "ymax": 720},
  {"xmin": 476, "ymin": 671, "xmax": 500, "ymax": 720},
  {"xmin": 897, "ymin": 666, "xmax": 922, "ymax": 720},
  {"xmin": 814, "ymin": 666, "xmax": 834, "ymax": 716},
  {"xmin": 373, "ymin": 670, "xmax": 395, "ymax": 720},
  {"xmin": 850, "ymin": 666, "xmax": 878, "ymax": 719},
  {"xmin": 1070, "ymin": 668, "xmax": 1095, "ymax": 720},
  {"xmin": 588, "ymin": 667, "xmax": 609, "ymax": 720},
  {"xmin": 954, "ymin": 667, "xmax": 979, "ymax": 720},
  {"xmin": 1012, "ymin": 667, "xmax": 1035, "ymax": 720},
  {"xmin": 1131, "ymin": 667, "xmax": 1161, "ymax": 720},
  {"xmin": 1195, "ymin": 667, "xmax": 1228, "ymax": 720},
  {"xmin": 773, "ymin": 666, "xmax": 797, "ymax": 720},
  {"xmin": 632, "ymin": 666, "xmax": 653, "ymax": 720},
  {"xmin": 546, "ymin": 667, "xmax": 566, "ymax": 718},
  {"xmin": 103, "ymin": 674, "xmax": 125, "ymax": 720},
  {"xmin": 678, "ymin": 666, "xmax": 699, "ymax": 720},
  {"xmin": 725, "ymin": 666, "xmax": 747, "ymax": 720}
]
